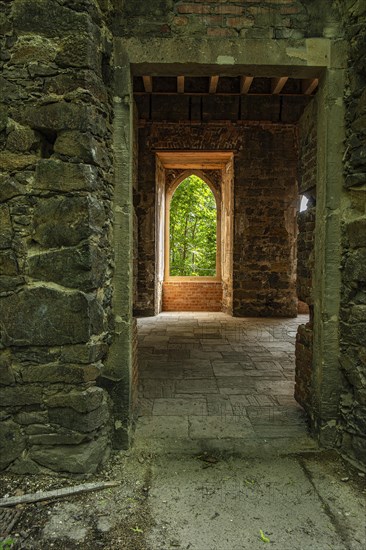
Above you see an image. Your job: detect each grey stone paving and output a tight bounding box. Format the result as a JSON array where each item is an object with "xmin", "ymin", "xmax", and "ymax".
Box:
[{"xmin": 135, "ymin": 312, "xmax": 316, "ymax": 454}]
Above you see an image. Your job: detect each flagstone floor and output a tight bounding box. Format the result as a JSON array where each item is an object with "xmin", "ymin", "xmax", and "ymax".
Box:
[{"xmin": 134, "ymin": 312, "xmax": 316, "ymax": 454}]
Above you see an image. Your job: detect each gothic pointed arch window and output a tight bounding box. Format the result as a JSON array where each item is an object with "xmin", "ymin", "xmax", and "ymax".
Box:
[{"xmin": 165, "ymin": 172, "xmax": 220, "ymax": 280}]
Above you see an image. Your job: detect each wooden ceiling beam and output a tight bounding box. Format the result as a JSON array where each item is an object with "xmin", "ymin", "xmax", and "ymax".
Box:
[
  {"xmin": 142, "ymin": 76, "xmax": 153, "ymax": 93},
  {"xmin": 271, "ymin": 76, "xmax": 288, "ymax": 95},
  {"xmin": 177, "ymin": 76, "xmax": 185, "ymax": 94},
  {"xmin": 302, "ymin": 78, "xmax": 319, "ymax": 95},
  {"xmin": 240, "ymin": 76, "xmax": 254, "ymax": 94},
  {"xmin": 209, "ymin": 75, "xmax": 219, "ymax": 94}
]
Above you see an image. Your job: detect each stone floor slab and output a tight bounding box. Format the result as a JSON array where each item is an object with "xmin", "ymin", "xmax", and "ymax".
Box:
[
  {"xmin": 134, "ymin": 415, "xmax": 189, "ymax": 439},
  {"xmin": 136, "ymin": 312, "xmax": 311, "ymax": 447},
  {"xmin": 153, "ymin": 398, "xmax": 207, "ymax": 416},
  {"xmin": 189, "ymin": 415, "xmax": 254, "ymax": 439}
]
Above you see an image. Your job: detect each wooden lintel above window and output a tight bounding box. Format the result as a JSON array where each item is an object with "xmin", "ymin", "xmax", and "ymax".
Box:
[{"xmin": 156, "ymin": 151, "xmax": 234, "ymax": 170}]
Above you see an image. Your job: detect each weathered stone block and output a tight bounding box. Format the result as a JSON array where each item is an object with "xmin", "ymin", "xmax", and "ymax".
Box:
[
  {"xmin": 32, "ymin": 195, "xmax": 105, "ymax": 248},
  {"xmin": 0, "ymin": 249, "xmax": 18, "ymax": 276},
  {"xmin": 0, "ymin": 76, "xmax": 27, "ymax": 103},
  {"xmin": 0, "ymin": 352, "xmax": 15, "ymax": 385},
  {"xmin": 6, "ymin": 125, "xmax": 38, "ymax": 153},
  {"xmin": 28, "ymin": 430, "xmax": 90, "ymax": 446},
  {"xmin": 11, "ymin": 0, "xmax": 94, "ymax": 37},
  {"xmin": 19, "ymin": 363, "xmax": 101, "ymax": 384},
  {"xmin": 29, "ymin": 435, "xmax": 109, "ymax": 473},
  {"xmin": 351, "ymin": 434, "xmax": 366, "ymax": 463},
  {"xmin": 28, "ymin": 242, "xmax": 105, "ymax": 290},
  {"xmin": 341, "ymin": 322, "xmax": 366, "ymax": 347},
  {"xmin": 21, "ymin": 102, "xmax": 107, "ymax": 137},
  {"xmin": 46, "ymin": 387, "xmax": 105, "ymax": 413},
  {"xmin": 35, "ymin": 159, "xmax": 100, "ymax": 192},
  {"xmin": 54, "ymin": 131, "xmax": 108, "ymax": 167},
  {"xmin": 15, "ymin": 411, "xmax": 48, "ymax": 425},
  {"xmin": 0, "ymin": 286, "xmax": 104, "ymax": 346},
  {"xmin": 0, "ymin": 276, "xmax": 24, "ymax": 292},
  {"xmin": 0, "ymin": 152, "xmax": 38, "ymax": 172},
  {"xmin": 349, "ymin": 305, "xmax": 366, "ymax": 323},
  {"xmin": 0, "ymin": 11, "xmax": 11, "ymax": 35},
  {"xmin": 0, "ymin": 179, "xmax": 26, "ymax": 202},
  {"xmin": 0, "ymin": 421, "xmax": 26, "ymax": 470},
  {"xmin": 0, "ymin": 204, "xmax": 13, "ymax": 249},
  {"xmin": 10, "ymin": 35, "xmax": 58, "ymax": 65},
  {"xmin": 344, "ymin": 249, "xmax": 366, "ymax": 283},
  {"xmin": 345, "ymin": 172, "xmax": 366, "ymax": 187},
  {"xmin": 7, "ymin": 457, "xmax": 41, "ymax": 474},
  {"xmin": 345, "ymin": 218, "xmax": 366, "ymax": 247},
  {"xmin": 60, "ymin": 342, "xmax": 108, "ymax": 364},
  {"xmin": 44, "ymin": 71, "xmax": 108, "ymax": 102},
  {"xmin": 0, "ymin": 105, "xmax": 8, "ymax": 133},
  {"xmin": 56, "ymin": 34, "xmax": 101, "ymax": 72},
  {"xmin": 48, "ymin": 400, "xmax": 109, "ymax": 432},
  {"xmin": 0, "ymin": 385, "xmax": 44, "ymax": 407}
]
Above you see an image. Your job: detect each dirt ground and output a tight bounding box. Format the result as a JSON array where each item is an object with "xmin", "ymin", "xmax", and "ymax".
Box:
[{"xmin": 0, "ymin": 449, "xmax": 365, "ymax": 550}]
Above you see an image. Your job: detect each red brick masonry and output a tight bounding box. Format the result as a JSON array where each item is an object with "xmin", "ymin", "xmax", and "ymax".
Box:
[{"xmin": 163, "ymin": 281, "xmax": 222, "ymax": 311}]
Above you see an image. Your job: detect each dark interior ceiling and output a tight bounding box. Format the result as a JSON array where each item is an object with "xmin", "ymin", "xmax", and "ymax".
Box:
[{"xmin": 133, "ymin": 75, "xmax": 318, "ymax": 123}]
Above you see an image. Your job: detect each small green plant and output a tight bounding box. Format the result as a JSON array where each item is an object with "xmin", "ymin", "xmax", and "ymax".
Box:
[
  {"xmin": 259, "ymin": 529, "xmax": 270, "ymax": 543},
  {"xmin": 0, "ymin": 538, "xmax": 15, "ymax": 550},
  {"xmin": 130, "ymin": 526, "xmax": 143, "ymax": 533}
]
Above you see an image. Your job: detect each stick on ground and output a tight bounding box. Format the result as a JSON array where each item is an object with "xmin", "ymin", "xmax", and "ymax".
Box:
[{"xmin": 0, "ymin": 481, "xmax": 120, "ymax": 507}]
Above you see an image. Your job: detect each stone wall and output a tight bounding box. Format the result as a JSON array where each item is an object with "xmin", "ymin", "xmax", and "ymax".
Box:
[
  {"xmin": 0, "ymin": 0, "xmax": 115, "ymax": 473},
  {"xmin": 338, "ymin": 0, "xmax": 366, "ymax": 465},
  {"xmin": 112, "ymin": 0, "xmax": 337, "ymax": 40},
  {"xmin": 295, "ymin": 99, "xmax": 317, "ymax": 414},
  {"xmin": 136, "ymin": 121, "xmax": 299, "ymax": 317},
  {"xmin": 2, "ymin": 0, "xmax": 364, "ymax": 472}
]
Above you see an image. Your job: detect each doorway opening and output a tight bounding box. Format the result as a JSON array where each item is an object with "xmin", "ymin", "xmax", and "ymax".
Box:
[
  {"xmin": 154, "ymin": 152, "xmax": 234, "ymax": 314},
  {"xmin": 132, "ymin": 70, "xmax": 319, "ymax": 448}
]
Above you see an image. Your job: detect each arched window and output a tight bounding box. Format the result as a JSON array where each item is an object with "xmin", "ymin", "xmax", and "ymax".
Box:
[{"xmin": 168, "ymin": 174, "xmax": 218, "ymax": 277}]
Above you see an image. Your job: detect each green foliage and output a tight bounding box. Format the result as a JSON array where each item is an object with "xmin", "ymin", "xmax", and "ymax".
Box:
[
  {"xmin": 0, "ymin": 539, "xmax": 15, "ymax": 550},
  {"xmin": 170, "ymin": 175, "xmax": 217, "ymax": 276}
]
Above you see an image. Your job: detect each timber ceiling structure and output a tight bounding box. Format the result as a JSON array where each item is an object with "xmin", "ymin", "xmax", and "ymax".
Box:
[
  {"xmin": 134, "ymin": 75, "xmax": 319, "ymax": 96},
  {"xmin": 133, "ymin": 75, "xmax": 319, "ymax": 123}
]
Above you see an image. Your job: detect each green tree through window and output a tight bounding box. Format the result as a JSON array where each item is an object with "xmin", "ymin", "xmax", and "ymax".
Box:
[{"xmin": 169, "ymin": 175, "xmax": 217, "ymax": 276}]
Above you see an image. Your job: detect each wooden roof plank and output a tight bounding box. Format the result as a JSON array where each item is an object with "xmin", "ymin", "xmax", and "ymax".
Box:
[
  {"xmin": 209, "ymin": 75, "xmax": 219, "ymax": 94},
  {"xmin": 142, "ymin": 76, "xmax": 152, "ymax": 93},
  {"xmin": 302, "ymin": 78, "xmax": 319, "ymax": 95},
  {"xmin": 240, "ymin": 76, "xmax": 254, "ymax": 94},
  {"xmin": 271, "ymin": 76, "xmax": 288, "ymax": 95},
  {"xmin": 177, "ymin": 76, "xmax": 185, "ymax": 94}
]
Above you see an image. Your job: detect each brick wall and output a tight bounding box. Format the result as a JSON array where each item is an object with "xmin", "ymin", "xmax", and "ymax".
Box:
[
  {"xmin": 136, "ymin": 121, "xmax": 299, "ymax": 317},
  {"xmin": 233, "ymin": 123, "xmax": 298, "ymax": 317},
  {"xmin": 163, "ymin": 282, "xmax": 222, "ymax": 311},
  {"xmin": 113, "ymin": 0, "xmax": 326, "ymax": 40}
]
